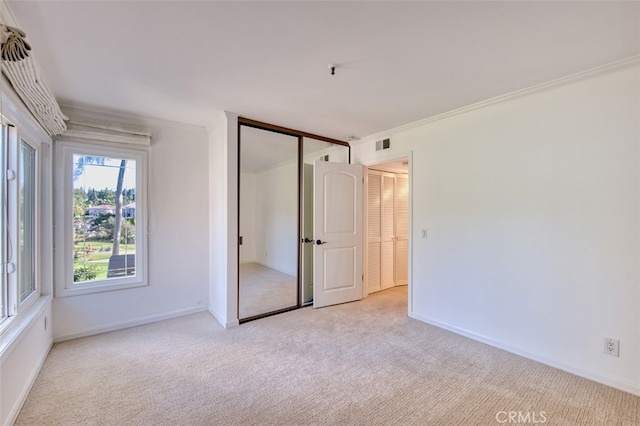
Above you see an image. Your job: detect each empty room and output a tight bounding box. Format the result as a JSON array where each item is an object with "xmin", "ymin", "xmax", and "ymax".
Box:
[{"xmin": 0, "ymin": 1, "xmax": 639, "ymax": 425}]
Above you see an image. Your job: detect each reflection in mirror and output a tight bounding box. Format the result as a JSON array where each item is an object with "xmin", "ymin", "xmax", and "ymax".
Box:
[
  {"xmin": 300, "ymin": 138, "xmax": 350, "ymax": 304},
  {"xmin": 239, "ymin": 126, "xmax": 299, "ymax": 320}
]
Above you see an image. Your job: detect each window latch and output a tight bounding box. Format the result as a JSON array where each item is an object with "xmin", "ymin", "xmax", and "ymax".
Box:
[
  {"xmin": 3, "ymin": 262, "xmax": 15, "ymax": 274},
  {"xmin": 6, "ymin": 169, "xmax": 16, "ymax": 181}
]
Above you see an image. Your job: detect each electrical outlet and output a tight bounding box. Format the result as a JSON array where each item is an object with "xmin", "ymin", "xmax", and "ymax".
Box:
[{"xmin": 603, "ymin": 337, "xmax": 619, "ymax": 357}]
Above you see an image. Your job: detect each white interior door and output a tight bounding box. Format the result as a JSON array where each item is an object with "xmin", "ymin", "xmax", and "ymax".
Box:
[
  {"xmin": 381, "ymin": 173, "xmax": 396, "ymax": 290},
  {"xmin": 394, "ymin": 174, "xmax": 409, "ymax": 286},
  {"xmin": 366, "ymin": 172, "xmax": 382, "ymax": 293},
  {"xmin": 367, "ymin": 170, "xmax": 396, "ymax": 293},
  {"xmin": 313, "ymin": 161, "xmax": 363, "ymax": 308}
]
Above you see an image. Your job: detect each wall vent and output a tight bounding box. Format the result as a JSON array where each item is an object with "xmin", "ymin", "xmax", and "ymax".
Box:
[{"xmin": 375, "ymin": 138, "xmax": 391, "ymax": 151}]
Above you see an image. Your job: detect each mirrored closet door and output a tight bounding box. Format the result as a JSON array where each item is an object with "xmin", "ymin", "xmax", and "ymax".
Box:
[
  {"xmin": 238, "ymin": 120, "xmax": 350, "ymax": 323},
  {"xmin": 238, "ymin": 125, "xmax": 299, "ymax": 320}
]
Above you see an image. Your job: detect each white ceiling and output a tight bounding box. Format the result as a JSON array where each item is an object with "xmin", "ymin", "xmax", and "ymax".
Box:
[{"xmin": 6, "ymin": 1, "xmax": 640, "ymax": 141}]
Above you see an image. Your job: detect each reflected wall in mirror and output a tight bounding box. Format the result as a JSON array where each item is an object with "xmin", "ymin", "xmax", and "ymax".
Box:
[
  {"xmin": 239, "ymin": 126, "xmax": 299, "ymax": 320},
  {"xmin": 300, "ymin": 138, "xmax": 350, "ymax": 304}
]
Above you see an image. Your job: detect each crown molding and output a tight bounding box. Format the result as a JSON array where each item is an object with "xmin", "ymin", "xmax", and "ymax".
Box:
[{"xmin": 354, "ymin": 55, "xmax": 640, "ymax": 145}]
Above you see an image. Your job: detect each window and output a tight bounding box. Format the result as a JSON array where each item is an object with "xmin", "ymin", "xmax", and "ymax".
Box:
[
  {"xmin": 55, "ymin": 141, "xmax": 147, "ymax": 296},
  {"xmin": 19, "ymin": 140, "xmax": 37, "ymax": 301},
  {"xmin": 72, "ymin": 155, "xmax": 137, "ymax": 283},
  {"xmin": 0, "ymin": 124, "xmax": 40, "ymax": 326}
]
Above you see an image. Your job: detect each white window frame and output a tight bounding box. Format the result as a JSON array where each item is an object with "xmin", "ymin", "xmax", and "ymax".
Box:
[
  {"xmin": 0, "ymin": 117, "xmax": 43, "ymax": 329},
  {"xmin": 15, "ymin": 133, "xmax": 40, "ymax": 308},
  {"xmin": 54, "ymin": 140, "xmax": 148, "ymax": 297}
]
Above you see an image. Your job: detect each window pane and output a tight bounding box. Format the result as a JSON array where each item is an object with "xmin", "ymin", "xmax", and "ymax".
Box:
[
  {"xmin": 19, "ymin": 140, "xmax": 36, "ymax": 301},
  {"xmin": 72, "ymin": 155, "xmax": 136, "ymax": 283}
]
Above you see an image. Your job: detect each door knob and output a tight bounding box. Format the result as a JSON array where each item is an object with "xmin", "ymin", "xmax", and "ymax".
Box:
[
  {"xmin": 302, "ymin": 237, "xmax": 314, "ymax": 243},
  {"xmin": 316, "ymin": 239, "xmax": 327, "ymax": 245}
]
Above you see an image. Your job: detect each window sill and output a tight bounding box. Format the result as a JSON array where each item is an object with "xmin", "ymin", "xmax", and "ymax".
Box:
[{"xmin": 56, "ymin": 277, "xmax": 148, "ymax": 298}]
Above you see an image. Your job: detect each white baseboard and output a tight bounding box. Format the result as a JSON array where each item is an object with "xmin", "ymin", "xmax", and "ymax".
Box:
[
  {"xmin": 4, "ymin": 341, "xmax": 52, "ymax": 426},
  {"xmin": 53, "ymin": 306, "xmax": 208, "ymax": 343},
  {"xmin": 208, "ymin": 306, "xmax": 239, "ymax": 328},
  {"xmin": 409, "ymin": 312, "xmax": 640, "ymax": 397}
]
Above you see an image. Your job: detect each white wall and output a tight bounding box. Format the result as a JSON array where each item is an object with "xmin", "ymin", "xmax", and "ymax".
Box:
[
  {"xmin": 239, "ymin": 172, "xmax": 257, "ymax": 263},
  {"xmin": 208, "ymin": 112, "xmax": 239, "ymax": 328},
  {"xmin": 353, "ymin": 62, "xmax": 640, "ymax": 395},
  {"xmin": 255, "ymin": 162, "xmax": 298, "ymax": 276},
  {"xmin": 52, "ymin": 107, "xmax": 210, "ymax": 340},
  {"xmin": 0, "ymin": 301, "xmax": 51, "ymax": 426},
  {"xmin": 0, "ymin": 74, "xmax": 54, "ymax": 426}
]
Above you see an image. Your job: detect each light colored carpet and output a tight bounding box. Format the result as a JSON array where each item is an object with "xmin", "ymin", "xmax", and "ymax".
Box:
[
  {"xmin": 239, "ymin": 262, "xmax": 298, "ymax": 319},
  {"xmin": 16, "ymin": 287, "xmax": 639, "ymax": 426}
]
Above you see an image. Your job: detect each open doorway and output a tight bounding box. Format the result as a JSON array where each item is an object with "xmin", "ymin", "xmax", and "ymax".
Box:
[{"xmin": 364, "ymin": 157, "xmax": 410, "ymax": 303}]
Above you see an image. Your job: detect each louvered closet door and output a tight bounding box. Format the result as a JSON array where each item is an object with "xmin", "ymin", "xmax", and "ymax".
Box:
[
  {"xmin": 367, "ymin": 172, "xmax": 382, "ymax": 293},
  {"xmin": 381, "ymin": 173, "xmax": 395, "ymax": 290},
  {"xmin": 394, "ymin": 174, "xmax": 409, "ymax": 285}
]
